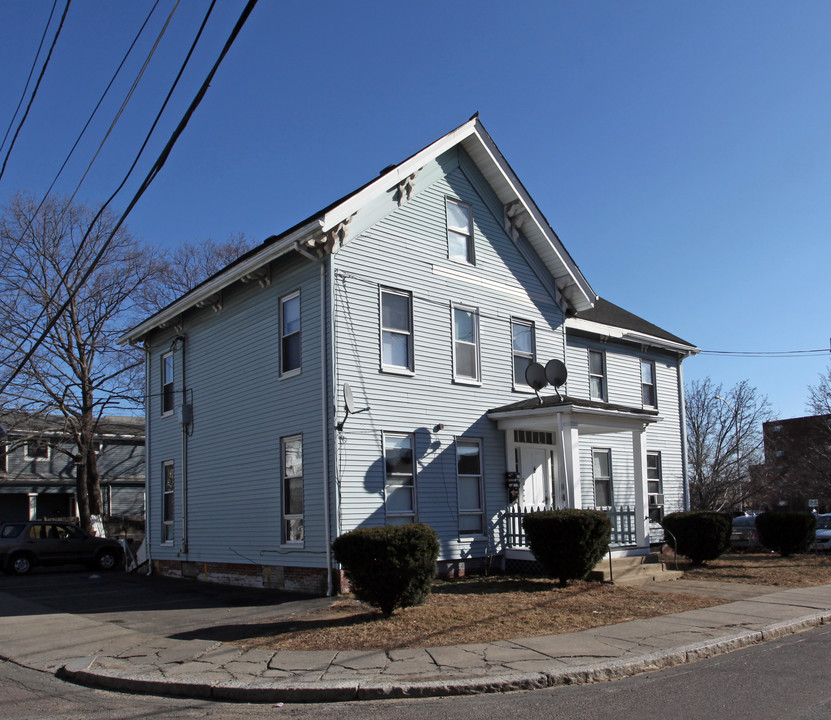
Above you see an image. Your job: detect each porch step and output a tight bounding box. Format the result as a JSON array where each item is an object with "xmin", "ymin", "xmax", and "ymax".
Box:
[{"xmin": 588, "ymin": 554, "xmax": 684, "ymax": 586}]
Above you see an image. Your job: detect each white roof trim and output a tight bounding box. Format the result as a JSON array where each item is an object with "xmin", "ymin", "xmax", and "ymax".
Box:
[
  {"xmin": 118, "ymin": 218, "xmax": 323, "ymax": 345},
  {"xmin": 566, "ymin": 317, "xmax": 700, "ymax": 356}
]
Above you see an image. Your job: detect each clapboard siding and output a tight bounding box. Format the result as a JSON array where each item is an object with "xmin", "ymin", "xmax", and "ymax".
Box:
[
  {"xmin": 332, "ymin": 149, "xmax": 565, "ymax": 560},
  {"xmin": 146, "ymin": 253, "xmax": 329, "ymax": 568}
]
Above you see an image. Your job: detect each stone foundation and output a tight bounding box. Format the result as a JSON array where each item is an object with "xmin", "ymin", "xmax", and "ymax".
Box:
[{"xmin": 153, "ymin": 559, "xmax": 328, "ymax": 595}]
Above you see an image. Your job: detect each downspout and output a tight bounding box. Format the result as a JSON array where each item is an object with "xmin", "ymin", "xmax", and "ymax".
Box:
[
  {"xmin": 678, "ymin": 356, "xmax": 690, "ymax": 511},
  {"xmin": 180, "ymin": 335, "xmax": 189, "ymax": 556},
  {"xmin": 294, "ymin": 242, "xmax": 334, "ymax": 596},
  {"xmin": 136, "ymin": 340, "xmax": 152, "ymax": 575}
]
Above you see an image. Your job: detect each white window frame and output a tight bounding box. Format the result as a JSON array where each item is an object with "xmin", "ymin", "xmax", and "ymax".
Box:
[
  {"xmin": 592, "ymin": 448, "xmax": 613, "ymax": 508},
  {"xmin": 282, "ymin": 434, "xmax": 304, "ymax": 544},
  {"xmin": 25, "ymin": 438, "xmax": 50, "ymax": 461},
  {"xmin": 383, "ymin": 432, "xmax": 416, "ymax": 525},
  {"xmin": 379, "ymin": 287, "xmax": 414, "ymax": 374},
  {"xmin": 641, "ymin": 359, "xmax": 657, "ymax": 408},
  {"xmin": 456, "ymin": 437, "xmax": 485, "ymax": 536},
  {"xmin": 647, "ymin": 451, "xmax": 664, "ymax": 522},
  {"xmin": 161, "ymin": 351, "xmax": 175, "ymax": 416},
  {"xmin": 162, "ymin": 461, "xmax": 174, "ymax": 544},
  {"xmin": 511, "ymin": 318, "xmax": 535, "ymax": 389},
  {"xmin": 452, "ymin": 304, "xmax": 481, "ymax": 384},
  {"xmin": 280, "ymin": 291, "xmax": 301, "ymax": 377},
  {"xmin": 446, "ymin": 197, "xmax": 474, "ymax": 264},
  {"xmin": 588, "ymin": 349, "xmax": 606, "ymax": 401}
]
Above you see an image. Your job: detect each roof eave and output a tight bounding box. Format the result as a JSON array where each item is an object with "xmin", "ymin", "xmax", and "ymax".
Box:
[{"xmin": 566, "ymin": 317, "xmax": 700, "ymax": 356}]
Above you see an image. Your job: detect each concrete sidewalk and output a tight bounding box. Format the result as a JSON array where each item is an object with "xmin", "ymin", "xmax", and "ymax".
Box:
[{"xmin": 1, "ymin": 581, "xmax": 830, "ymax": 703}]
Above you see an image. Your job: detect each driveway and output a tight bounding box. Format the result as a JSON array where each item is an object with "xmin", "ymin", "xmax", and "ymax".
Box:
[{"xmin": 0, "ymin": 566, "xmax": 336, "ymax": 641}]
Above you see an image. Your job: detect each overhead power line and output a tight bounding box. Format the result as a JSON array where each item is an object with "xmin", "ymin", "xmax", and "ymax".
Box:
[
  {"xmin": 0, "ymin": 0, "xmax": 260, "ymax": 399},
  {"xmin": 0, "ymin": 0, "xmax": 72, "ymax": 184},
  {"xmin": 699, "ymin": 349, "xmax": 830, "ymax": 358}
]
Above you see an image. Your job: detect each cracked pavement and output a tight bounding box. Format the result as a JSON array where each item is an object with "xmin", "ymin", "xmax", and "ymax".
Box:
[{"xmin": 1, "ymin": 579, "xmax": 830, "ymax": 703}]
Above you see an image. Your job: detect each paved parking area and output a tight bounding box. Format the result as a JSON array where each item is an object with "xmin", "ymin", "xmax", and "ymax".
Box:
[{"xmin": 0, "ymin": 567, "xmax": 335, "ymax": 640}]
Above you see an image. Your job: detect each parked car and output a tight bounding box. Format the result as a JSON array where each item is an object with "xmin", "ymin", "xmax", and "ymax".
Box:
[
  {"xmin": 0, "ymin": 521, "xmax": 123, "ymax": 575},
  {"xmin": 730, "ymin": 514, "xmax": 762, "ymax": 550},
  {"xmin": 813, "ymin": 514, "xmax": 831, "ymax": 552}
]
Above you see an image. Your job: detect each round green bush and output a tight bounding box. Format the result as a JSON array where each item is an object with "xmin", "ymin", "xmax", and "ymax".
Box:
[
  {"xmin": 332, "ymin": 523, "xmax": 440, "ymax": 616},
  {"xmin": 755, "ymin": 512, "xmax": 816, "ymax": 556},
  {"xmin": 661, "ymin": 511, "xmax": 731, "ymax": 565},
  {"xmin": 522, "ymin": 509, "xmax": 611, "ymax": 586}
]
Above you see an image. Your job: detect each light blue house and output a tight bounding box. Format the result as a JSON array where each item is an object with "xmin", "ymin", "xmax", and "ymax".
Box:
[{"xmin": 121, "ymin": 117, "xmax": 697, "ymax": 594}]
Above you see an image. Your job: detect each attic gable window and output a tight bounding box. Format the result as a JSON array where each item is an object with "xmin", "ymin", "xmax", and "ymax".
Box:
[
  {"xmin": 446, "ymin": 198, "xmax": 474, "ymax": 264},
  {"xmin": 280, "ymin": 291, "xmax": 301, "ymax": 376}
]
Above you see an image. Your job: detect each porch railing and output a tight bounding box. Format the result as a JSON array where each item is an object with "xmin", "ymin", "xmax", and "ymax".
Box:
[{"xmin": 501, "ymin": 504, "xmax": 638, "ymax": 549}]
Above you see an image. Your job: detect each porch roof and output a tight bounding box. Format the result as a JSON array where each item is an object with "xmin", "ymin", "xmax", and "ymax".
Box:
[{"xmin": 487, "ymin": 394, "xmax": 659, "ymax": 434}]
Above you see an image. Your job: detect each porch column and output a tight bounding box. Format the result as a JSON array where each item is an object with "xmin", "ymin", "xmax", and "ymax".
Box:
[
  {"xmin": 632, "ymin": 429, "xmax": 649, "ymax": 547},
  {"xmin": 557, "ymin": 414, "xmax": 582, "ymax": 509}
]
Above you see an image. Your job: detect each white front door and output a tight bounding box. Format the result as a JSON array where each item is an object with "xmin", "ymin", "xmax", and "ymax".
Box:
[{"xmin": 519, "ymin": 447, "xmax": 552, "ymax": 508}]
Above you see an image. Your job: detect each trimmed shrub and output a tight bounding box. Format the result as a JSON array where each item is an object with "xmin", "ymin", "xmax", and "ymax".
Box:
[
  {"xmin": 755, "ymin": 512, "xmax": 816, "ymax": 556},
  {"xmin": 662, "ymin": 511, "xmax": 731, "ymax": 565},
  {"xmin": 332, "ymin": 523, "xmax": 439, "ymax": 616},
  {"xmin": 522, "ymin": 509, "xmax": 611, "ymax": 586}
]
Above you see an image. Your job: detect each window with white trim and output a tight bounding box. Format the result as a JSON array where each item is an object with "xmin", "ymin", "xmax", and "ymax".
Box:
[
  {"xmin": 0, "ymin": 441, "xmax": 6, "ymax": 472},
  {"xmin": 162, "ymin": 351, "xmax": 175, "ymax": 415},
  {"xmin": 162, "ymin": 461, "xmax": 174, "ymax": 543},
  {"xmin": 641, "ymin": 359, "xmax": 656, "ymax": 407},
  {"xmin": 25, "ymin": 438, "xmax": 49, "ymax": 461},
  {"xmin": 453, "ymin": 305, "xmax": 480, "ymax": 382},
  {"xmin": 592, "ymin": 449, "xmax": 613, "ymax": 507},
  {"xmin": 647, "ymin": 451, "xmax": 664, "ymax": 522},
  {"xmin": 457, "ymin": 438, "xmax": 484, "ymax": 535},
  {"xmin": 280, "ymin": 292, "xmax": 301, "ymax": 375},
  {"xmin": 383, "ymin": 433, "xmax": 416, "ymax": 525},
  {"xmin": 511, "ymin": 319, "xmax": 535, "ymax": 388},
  {"xmin": 380, "ymin": 288, "xmax": 413, "ymax": 372},
  {"xmin": 282, "ymin": 435, "xmax": 304, "ymax": 543},
  {"xmin": 589, "ymin": 350, "xmax": 606, "ymax": 401},
  {"xmin": 446, "ymin": 198, "xmax": 474, "ymax": 264}
]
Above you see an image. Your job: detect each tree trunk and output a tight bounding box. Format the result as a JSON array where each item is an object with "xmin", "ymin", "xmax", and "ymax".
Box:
[{"xmin": 75, "ymin": 453, "xmax": 92, "ymax": 533}]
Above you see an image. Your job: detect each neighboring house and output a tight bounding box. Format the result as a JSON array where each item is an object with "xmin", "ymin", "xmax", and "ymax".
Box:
[
  {"xmin": 120, "ymin": 117, "xmax": 698, "ymax": 594},
  {"xmin": 759, "ymin": 415, "xmax": 831, "ymax": 512},
  {"xmin": 0, "ymin": 413, "xmax": 145, "ymax": 522}
]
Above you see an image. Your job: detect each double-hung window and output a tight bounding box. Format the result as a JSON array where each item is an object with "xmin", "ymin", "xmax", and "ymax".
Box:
[
  {"xmin": 457, "ymin": 438, "xmax": 484, "ymax": 535},
  {"xmin": 281, "ymin": 292, "xmax": 301, "ymax": 375},
  {"xmin": 383, "ymin": 433, "xmax": 415, "ymax": 525},
  {"xmin": 592, "ymin": 449, "xmax": 613, "ymax": 507},
  {"xmin": 25, "ymin": 438, "xmax": 49, "ymax": 461},
  {"xmin": 162, "ymin": 351, "xmax": 175, "ymax": 415},
  {"xmin": 641, "ymin": 359, "xmax": 657, "ymax": 407},
  {"xmin": 453, "ymin": 305, "xmax": 480, "ymax": 382},
  {"xmin": 446, "ymin": 198, "xmax": 474, "ymax": 264},
  {"xmin": 380, "ymin": 288, "xmax": 413, "ymax": 372},
  {"xmin": 511, "ymin": 319, "xmax": 535, "ymax": 388},
  {"xmin": 162, "ymin": 461, "xmax": 174, "ymax": 543},
  {"xmin": 282, "ymin": 435, "xmax": 304, "ymax": 543},
  {"xmin": 588, "ymin": 350, "xmax": 606, "ymax": 401},
  {"xmin": 647, "ymin": 451, "xmax": 664, "ymax": 522},
  {"xmin": 0, "ymin": 441, "xmax": 6, "ymax": 472}
]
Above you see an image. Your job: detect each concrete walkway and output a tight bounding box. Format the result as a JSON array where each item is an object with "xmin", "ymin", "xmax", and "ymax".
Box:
[{"xmin": 1, "ymin": 580, "xmax": 829, "ymax": 703}]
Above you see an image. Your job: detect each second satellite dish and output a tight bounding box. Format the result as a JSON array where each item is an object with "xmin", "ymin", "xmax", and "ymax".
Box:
[{"xmin": 545, "ymin": 359, "xmax": 568, "ymax": 388}]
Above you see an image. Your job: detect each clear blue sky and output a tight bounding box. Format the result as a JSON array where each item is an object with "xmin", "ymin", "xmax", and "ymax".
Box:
[{"xmin": 1, "ymin": 1, "xmax": 829, "ymax": 419}]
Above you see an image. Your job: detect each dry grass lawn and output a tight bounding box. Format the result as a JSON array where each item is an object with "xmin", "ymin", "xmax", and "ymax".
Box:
[{"xmin": 234, "ymin": 552, "xmax": 831, "ymax": 653}]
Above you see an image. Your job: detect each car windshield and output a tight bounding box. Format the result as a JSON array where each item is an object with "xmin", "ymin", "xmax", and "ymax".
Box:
[{"xmin": 817, "ymin": 516, "xmax": 831, "ymax": 530}]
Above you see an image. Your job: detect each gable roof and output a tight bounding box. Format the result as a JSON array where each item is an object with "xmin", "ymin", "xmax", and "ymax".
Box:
[
  {"xmin": 568, "ymin": 297, "xmax": 698, "ymax": 355},
  {"xmin": 120, "ymin": 116, "xmax": 596, "ymax": 345}
]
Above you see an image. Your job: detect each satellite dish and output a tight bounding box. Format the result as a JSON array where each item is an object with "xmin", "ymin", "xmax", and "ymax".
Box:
[
  {"xmin": 545, "ymin": 359, "xmax": 568, "ymax": 388},
  {"xmin": 344, "ymin": 382, "xmax": 356, "ymax": 415},
  {"xmin": 525, "ymin": 363, "xmax": 548, "ymax": 392}
]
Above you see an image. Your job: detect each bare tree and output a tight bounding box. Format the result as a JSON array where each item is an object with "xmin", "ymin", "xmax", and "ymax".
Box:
[
  {"xmin": 154, "ymin": 233, "xmax": 254, "ymax": 309},
  {"xmin": 0, "ymin": 193, "xmax": 158, "ymax": 532},
  {"xmin": 686, "ymin": 377, "xmax": 773, "ymax": 512}
]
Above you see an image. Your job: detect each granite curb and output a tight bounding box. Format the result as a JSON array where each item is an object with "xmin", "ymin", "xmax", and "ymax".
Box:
[{"xmin": 55, "ymin": 610, "xmax": 831, "ymax": 704}]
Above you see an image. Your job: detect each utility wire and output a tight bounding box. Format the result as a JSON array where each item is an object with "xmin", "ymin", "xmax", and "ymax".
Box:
[
  {"xmin": 0, "ymin": 0, "xmax": 71, "ymax": 184},
  {"xmin": 0, "ymin": 0, "xmax": 59, "ymax": 157},
  {"xmin": 699, "ymin": 349, "xmax": 830, "ymax": 358},
  {"xmin": 0, "ymin": 0, "xmax": 260, "ymax": 398},
  {"xmin": 0, "ymin": 0, "xmax": 162, "ymax": 279}
]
